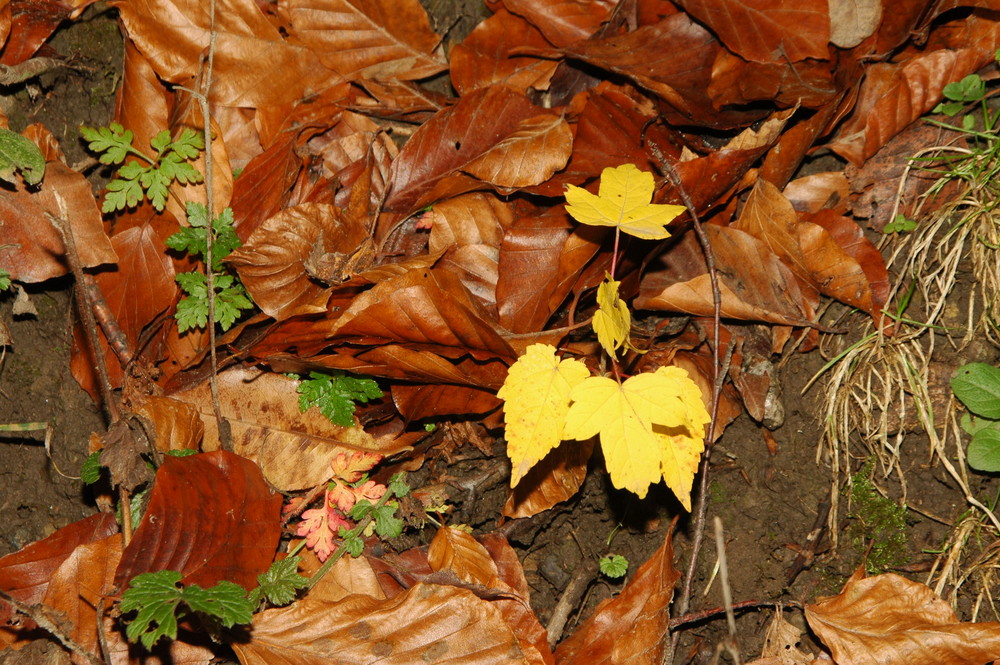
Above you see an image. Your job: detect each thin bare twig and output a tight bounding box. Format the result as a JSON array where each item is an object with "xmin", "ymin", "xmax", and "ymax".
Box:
[{"xmin": 545, "ymin": 558, "xmax": 599, "ymax": 649}]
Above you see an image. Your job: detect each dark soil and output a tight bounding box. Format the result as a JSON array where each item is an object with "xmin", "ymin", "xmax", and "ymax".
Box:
[{"xmin": 0, "ymin": 3, "xmax": 990, "ymax": 663}]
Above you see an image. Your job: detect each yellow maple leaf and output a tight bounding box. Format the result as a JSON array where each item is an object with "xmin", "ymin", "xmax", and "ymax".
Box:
[
  {"xmin": 593, "ymin": 275, "xmax": 644, "ymax": 359},
  {"xmin": 564, "ymin": 163, "xmax": 686, "ymax": 240},
  {"xmin": 562, "ymin": 366, "xmax": 710, "ymax": 508},
  {"xmin": 498, "ymin": 344, "xmax": 590, "ymax": 487}
]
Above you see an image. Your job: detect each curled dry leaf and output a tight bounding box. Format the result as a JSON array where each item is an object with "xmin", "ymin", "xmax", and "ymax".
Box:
[
  {"xmin": 384, "ymin": 85, "xmax": 572, "ymax": 214},
  {"xmin": 503, "ymin": 440, "xmax": 593, "ymax": 518},
  {"xmin": 113, "ymin": 450, "xmax": 282, "ymax": 591},
  {"xmin": 167, "ymin": 367, "xmax": 406, "ymax": 491},
  {"xmin": 555, "ymin": 522, "xmax": 679, "ymax": 665},
  {"xmin": 806, "ymin": 569, "xmax": 1000, "ymax": 665},
  {"xmin": 504, "ymin": 0, "xmax": 616, "ymax": 47},
  {"xmin": 233, "ymin": 585, "xmax": 534, "ymax": 665}
]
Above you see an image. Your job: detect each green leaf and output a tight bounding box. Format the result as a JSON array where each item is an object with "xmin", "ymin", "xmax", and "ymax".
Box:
[
  {"xmin": 297, "ymin": 371, "xmax": 383, "ymax": 427},
  {"xmin": 340, "ymin": 527, "xmax": 365, "ymax": 557},
  {"xmin": 165, "ymin": 448, "xmax": 199, "ymax": 458},
  {"xmin": 180, "ymin": 581, "xmax": 254, "ymax": 628},
  {"xmin": 175, "ymin": 293, "xmax": 208, "ymax": 333},
  {"xmin": 169, "ymin": 128, "xmax": 205, "ymax": 160},
  {"xmin": 149, "ymin": 129, "xmax": 172, "ymax": 155},
  {"xmin": 943, "ymin": 74, "xmax": 985, "ymax": 103},
  {"xmin": 0, "ymin": 269, "xmax": 10, "ymax": 292},
  {"xmin": 599, "ymin": 554, "xmax": 628, "ymax": 578},
  {"xmin": 968, "ymin": 429, "xmax": 1000, "ymax": 472},
  {"xmin": 372, "ymin": 502, "xmax": 403, "ymax": 539},
  {"xmin": 883, "ymin": 214, "xmax": 917, "ymax": 234},
  {"xmin": 81, "ymin": 123, "xmax": 133, "ymax": 165},
  {"xmin": 952, "ymin": 363, "xmax": 1000, "ymax": 419},
  {"xmin": 105, "ymin": 175, "xmax": 145, "ymax": 212},
  {"xmin": 120, "ymin": 571, "xmax": 184, "ymax": 648},
  {"xmin": 388, "ymin": 473, "xmax": 410, "ymax": 499},
  {"xmin": 933, "ymin": 100, "xmax": 966, "ymax": 117},
  {"xmin": 249, "ymin": 556, "xmax": 309, "ymax": 607},
  {"xmin": 176, "ymin": 271, "xmax": 207, "ymax": 297},
  {"xmin": 81, "ymin": 451, "xmax": 103, "ymax": 485},
  {"xmin": 0, "ymin": 127, "xmax": 45, "ymax": 186},
  {"xmin": 215, "ymin": 281, "xmax": 253, "ymax": 330}
]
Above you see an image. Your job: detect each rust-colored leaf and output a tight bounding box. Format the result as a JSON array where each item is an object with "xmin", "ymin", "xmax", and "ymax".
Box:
[
  {"xmin": 167, "ymin": 367, "xmax": 405, "ymax": 491},
  {"xmin": 0, "ymin": 161, "xmax": 116, "ymax": 283},
  {"xmin": 555, "ymin": 523, "xmax": 679, "ymax": 665},
  {"xmin": 503, "ymin": 440, "xmax": 593, "ymax": 518},
  {"xmin": 281, "ymin": 0, "xmax": 446, "ymax": 81},
  {"xmin": 384, "ymin": 86, "xmax": 571, "ymax": 214},
  {"xmin": 782, "ymin": 172, "xmax": 850, "ymax": 213},
  {"xmin": 133, "ymin": 394, "xmax": 205, "ymax": 453},
  {"xmin": 636, "ymin": 226, "xmax": 817, "ymax": 326},
  {"xmin": 451, "ymin": 9, "xmax": 557, "ymax": 96},
  {"xmin": 233, "ymin": 586, "xmax": 533, "ymax": 665},
  {"xmin": 42, "ymin": 534, "xmax": 122, "ymax": 662},
  {"xmin": 678, "ymin": 0, "xmax": 830, "ymax": 63},
  {"xmin": 0, "ymin": 513, "xmax": 118, "ymax": 642},
  {"xmin": 806, "ymin": 569, "xmax": 1000, "ymax": 665},
  {"xmin": 114, "ymin": 450, "xmax": 282, "ymax": 591},
  {"xmin": 391, "ymin": 383, "xmax": 502, "ymax": 421},
  {"xmin": 113, "ymin": 40, "xmax": 171, "ymax": 188},
  {"xmin": 0, "ymin": 0, "xmax": 75, "ymax": 65},
  {"xmin": 504, "ymin": 0, "xmax": 615, "ymax": 47},
  {"xmin": 827, "ymin": 47, "xmax": 993, "ymax": 166},
  {"xmin": 227, "ymin": 203, "xmax": 368, "ymax": 320}
]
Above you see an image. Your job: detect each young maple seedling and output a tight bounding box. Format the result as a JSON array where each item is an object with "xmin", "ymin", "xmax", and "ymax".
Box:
[
  {"xmin": 498, "ymin": 163, "xmax": 711, "ymax": 509},
  {"xmin": 80, "ymin": 123, "xmax": 204, "ymax": 213},
  {"xmin": 296, "ymin": 371, "xmax": 384, "ymax": 427}
]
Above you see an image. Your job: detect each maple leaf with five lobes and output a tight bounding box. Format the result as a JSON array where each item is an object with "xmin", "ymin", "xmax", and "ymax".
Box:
[
  {"xmin": 564, "ymin": 163, "xmax": 686, "ymax": 240},
  {"xmin": 563, "ymin": 366, "xmax": 710, "ymax": 509},
  {"xmin": 498, "ymin": 344, "xmax": 591, "ymax": 487},
  {"xmin": 296, "ymin": 491, "xmax": 352, "ymax": 562},
  {"xmin": 594, "ymin": 275, "xmax": 643, "ymax": 358}
]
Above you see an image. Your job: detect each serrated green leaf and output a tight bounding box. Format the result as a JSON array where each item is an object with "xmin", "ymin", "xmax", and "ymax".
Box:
[
  {"xmin": 175, "ymin": 296, "xmax": 208, "ymax": 332},
  {"xmin": 170, "ymin": 128, "xmax": 205, "ymax": 159},
  {"xmin": 176, "ymin": 271, "xmax": 207, "ymax": 296},
  {"xmin": 215, "ymin": 283, "xmax": 253, "ymax": 330},
  {"xmin": 249, "ymin": 556, "xmax": 309, "ymax": 607},
  {"xmin": 120, "ymin": 571, "xmax": 184, "ymax": 648},
  {"xmin": 81, "ymin": 451, "xmax": 103, "ymax": 485},
  {"xmin": 372, "ymin": 502, "xmax": 403, "ymax": 539},
  {"xmin": 82, "ymin": 123, "xmax": 133, "ymax": 165},
  {"xmin": 186, "ymin": 201, "xmax": 210, "ymax": 228},
  {"xmin": 104, "ymin": 177, "xmax": 145, "ymax": 212},
  {"xmin": 952, "ymin": 363, "xmax": 1000, "ymax": 419},
  {"xmin": 968, "ymin": 429, "xmax": 1000, "ymax": 472},
  {"xmin": 0, "ymin": 127, "xmax": 45, "ymax": 186},
  {"xmin": 297, "ymin": 371, "xmax": 382, "ymax": 427},
  {"xmin": 165, "ymin": 226, "xmax": 203, "ymax": 255},
  {"xmin": 388, "ymin": 473, "xmax": 409, "ymax": 498},
  {"xmin": 340, "ymin": 527, "xmax": 365, "ymax": 557},
  {"xmin": 0, "ymin": 269, "xmax": 10, "ymax": 292},
  {"xmin": 180, "ymin": 581, "xmax": 254, "ymax": 627},
  {"xmin": 599, "ymin": 554, "xmax": 628, "ymax": 578}
]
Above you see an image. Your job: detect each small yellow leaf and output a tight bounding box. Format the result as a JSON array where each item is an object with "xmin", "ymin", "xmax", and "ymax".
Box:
[
  {"xmin": 498, "ymin": 344, "xmax": 590, "ymax": 487},
  {"xmin": 564, "ymin": 163, "xmax": 686, "ymax": 240},
  {"xmin": 593, "ymin": 275, "xmax": 643, "ymax": 359},
  {"xmin": 563, "ymin": 366, "xmax": 710, "ymax": 507}
]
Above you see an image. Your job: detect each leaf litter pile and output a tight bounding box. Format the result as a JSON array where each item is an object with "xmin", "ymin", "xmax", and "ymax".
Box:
[{"xmin": 4, "ymin": 0, "xmax": 1000, "ymax": 663}]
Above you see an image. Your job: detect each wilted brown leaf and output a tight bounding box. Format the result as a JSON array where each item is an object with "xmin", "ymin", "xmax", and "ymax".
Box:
[
  {"xmin": 168, "ymin": 367, "xmax": 406, "ymax": 491},
  {"xmin": 233, "ymin": 585, "xmax": 533, "ymax": 665},
  {"xmin": 555, "ymin": 523, "xmax": 679, "ymax": 665},
  {"xmin": 384, "ymin": 86, "xmax": 571, "ymax": 214},
  {"xmin": 450, "ymin": 9, "xmax": 557, "ymax": 96},
  {"xmin": 806, "ymin": 569, "xmax": 1000, "ymax": 665},
  {"xmin": 503, "ymin": 440, "xmax": 593, "ymax": 518},
  {"xmin": 114, "ymin": 450, "xmax": 282, "ymax": 591},
  {"xmin": 504, "ymin": 0, "xmax": 615, "ymax": 47},
  {"xmin": 133, "ymin": 394, "xmax": 205, "ymax": 453},
  {"xmin": 281, "ymin": 0, "xmax": 446, "ymax": 81}
]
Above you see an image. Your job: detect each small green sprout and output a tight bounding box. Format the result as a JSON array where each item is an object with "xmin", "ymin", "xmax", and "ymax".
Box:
[{"xmin": 296, "ymin": 371, "xmax": 383, "ymax": 427}]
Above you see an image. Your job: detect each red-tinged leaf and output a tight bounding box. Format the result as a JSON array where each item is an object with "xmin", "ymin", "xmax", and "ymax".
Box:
[
  {"xmin": 561, "ymin": 13, "xmax": 766, "ymax": 129},
  {"xmin": 826, "ymin": 47, "xmax": 993, "ymax": 166},
  {"xmin": 0, "ymin": 0, "xmax": 74, "ymax": 65},
  {"xmin": 0, "ymin": 161, "xmax": 116, "ymax": 283},
  {"xmin": 167, "ymin": 367, "xmax": 405, "ymax": 491},
  {"xmin": 113, "ymin": 40, "xmax": 171, "ymax": 183},
  {"xmin": 677, "ymin": 0, "xmax": 830, "ymax": 63},
  {"xmin": 111, "ymin": 0, "xmax": 333, "ymax": 108},
  {"xmin": 504, "ymin": 0, "xmax": 615, "ymax": 47},
  {"xmin": 21, "ymin": 123, "xmax": 64, "ymax": 163},
  {"xmin": 555, "ymin": 523, "xmax": 679, "ymax": 665},
  {"xmin": 801, "ymin": 209, "xmax": 890, "ymax": 322},
  {"xmin": 806, "ymin": 569, "xmax": 1000, "ymax": 665},
  {"xmin": 759, "ymin": 97, "xmax": 845, "ymax": 190},
  {"xmin": 42, "ymin": 534, "xmax": 122, "ymax": 661},
  {"xmin": 874, "ymin": 0, "xmax": 938, "ymax": 55},
  {"xmin": 451, "ymin": 9, "xmax": 558, "ymax": 96},
  {"xmin": 636, "ymin": 226, "xmax": 818, "ymax": 326},
  {"xmin": 384, "ymin": 86, "xmax": 571, "ymax": 214},
  {"xmin": 133, "ymin": 395, "xmax": 205, "ymax": 453},
  {"xmin": 230, "ymin": 135, "xmax": 303, "ymax": 241},
  {"xmin": 478, "ymin": 534, "xmax": 533, "ymax": 600},
  {"xmin": 233, "ymin": 587, "xmax": 534, "ymax": 665},
  {"xmin": 328, "ymin": 268, "xmax": 517, "ymax": 361},
  {"xmin": 783, "ymin": 172, "xmax": 851, "ymax": 214},
  {"xmin": 0, "ymin": 513, "xmax": 118, "ymax": 639},
  {"xmin": 391, "ymin": 383, "xmax": 502, "ymax": 421},
  {"xmin": 281, "ymin": 0, "xmax": 446, "ymax": 81},
  {"xmin": 114, "ymin": 450, "xmax": 282, "ymax": 591},
  {"xmin": 227, "ymin": 203, "xmax": 366, "ymax": 320},
  {"xmin": 708, "ymin": 50, "xmax": 838, "ymax": 109},
  {"xmin": 503, "ymin": 440, "xmax": 593, "ymax": 518}
]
